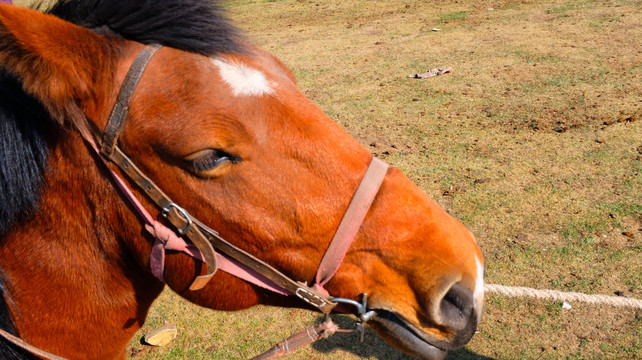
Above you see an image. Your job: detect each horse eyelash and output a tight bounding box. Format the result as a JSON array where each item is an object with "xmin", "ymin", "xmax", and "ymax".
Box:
[
  {"xmin": 190, "ymin": 156, "xmax": 219, "ymax": 171},
  {"xmin": 184, "ymin": 149, "xmax": 240, "ymax": 172}
]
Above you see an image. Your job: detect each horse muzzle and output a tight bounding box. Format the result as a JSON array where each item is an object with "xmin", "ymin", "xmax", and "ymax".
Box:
[{"xmin": 369, "ymin": 282, "xmax": 481, "ymax": 360}]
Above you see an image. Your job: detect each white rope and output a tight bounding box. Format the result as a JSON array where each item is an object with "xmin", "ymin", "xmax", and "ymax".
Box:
[{"xmin": 484, "ymin": 284, "xmax": 642, "ymax": 309}]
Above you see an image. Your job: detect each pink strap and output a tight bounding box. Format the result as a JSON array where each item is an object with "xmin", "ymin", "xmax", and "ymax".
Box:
[
  {"xmin": 85, "ymin": 137, "xmax": 189, "ymax": 282},
  {"xmin": 114, "ymin": 163, "xmax": 290, "ymax": 293},
  {"xmin": 86, "ymin": 134, "xmax": 387, "ymax": 297},
  {"xmin": 216, "ymin": 255, "xmax": 289, "ymax": 295},
  {"xmin": 148, "ymin": 222, "xmax": 204, "ymax": 281},
  {"xmin": 84, "ymin": 135, "xmax": 292, "ymax": 292},
  {"xmin": 147, "ymin": 221, "xmax": 288, "ymax": 294},
  {"xmin": 313, "ymin": 157, "xmax": 388, "ymax": 294}
]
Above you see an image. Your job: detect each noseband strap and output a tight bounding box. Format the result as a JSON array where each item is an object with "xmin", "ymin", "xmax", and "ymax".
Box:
[
  {"xmin": 88, "ymin": 44, "xmax": 388, "ymax": 315},
  {"xmin": 313, "ymin": 157, "xmax": 388, "ymax": 294}
]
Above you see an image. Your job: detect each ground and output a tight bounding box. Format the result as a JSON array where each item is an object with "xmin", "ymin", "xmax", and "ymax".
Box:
[
  {"xmin": 136, "ymin": 0, "xmax": 641, "ymax": 359},
  {"xmin": 19, "ymin": 0, "xmax": 642, "ymax": 359}
]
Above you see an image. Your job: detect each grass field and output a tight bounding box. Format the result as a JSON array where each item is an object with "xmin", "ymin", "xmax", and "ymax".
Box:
[
  {"xmin": 120, "ymin": 1, "xmax": 642, "ymax": 359},
  {"xmin": 122, "ymin": 0, "xmax": 641, "ymax": 359},
  {"xmin": 17, "ymin": 0, "xmax": 641, "ymax": 359}
]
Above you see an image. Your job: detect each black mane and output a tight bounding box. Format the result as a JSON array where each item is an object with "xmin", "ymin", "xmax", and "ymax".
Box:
[
  {"xmin": 0, "ymin": 73, "xmax": 47, "ymax": 359},
  {"xmin": 46, "ymin": 0, "xmax": 244, "ymax": 55},
  {"xmin": 0, "ymin": 74, "xmax": 50, "ymax": 235}
]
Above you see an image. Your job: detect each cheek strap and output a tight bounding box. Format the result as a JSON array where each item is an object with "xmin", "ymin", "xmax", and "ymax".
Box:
[{"xmin": 313, "ymin": 157, "xmax": 389, "ymax": 295}]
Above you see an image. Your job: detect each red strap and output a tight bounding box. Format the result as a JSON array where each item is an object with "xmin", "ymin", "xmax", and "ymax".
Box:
[{"xmin": 313, "ymin": 157, "xmax": 388, "ymax": 294}]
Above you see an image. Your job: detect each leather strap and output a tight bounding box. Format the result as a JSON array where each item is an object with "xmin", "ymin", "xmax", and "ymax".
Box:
[
  {"xmin": 250, "ymin": 317, "xmax": 338, "ymax": 360},
  {"xmin": 103, "ymin": 142, "xmax": 336, "ymax": 311},
  {"xmin": 0, "ymin": 328, "xmax": 68, "ymax": 360},
  {"xmin": 314, "ymin": 157, "xmax": 388, "ymax": 293},
  {"xmin": 110, "ymin": 146, "xmax": 218, "ymax": 290},
  {"xmin": 194, "ymin": 219, "xmax": 336, "ymax": 312},
  {"xmin": 102, "ymin": 44, "xmax": 162, "ymax": 157},
  {"xmin": 91, "ymin": 44, "xmax": 387, "ymax": 314}
]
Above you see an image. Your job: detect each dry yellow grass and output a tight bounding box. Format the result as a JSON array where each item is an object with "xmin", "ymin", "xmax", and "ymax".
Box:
[
  {"xmin": 13, "ymin": 0, "xmax": 642, "ymax": 359},
  {"xmin": 128, "ymin": 1, "xmax": 640, "ymax": 359}
]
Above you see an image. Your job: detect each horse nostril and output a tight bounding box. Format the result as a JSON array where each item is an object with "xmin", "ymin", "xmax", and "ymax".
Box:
[{"xmin": 439, "ymin": 282, "xmax": 474, "ymax": 331}]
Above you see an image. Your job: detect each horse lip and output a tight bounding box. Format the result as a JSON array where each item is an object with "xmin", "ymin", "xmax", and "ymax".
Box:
[
  {"xmin": 372, "ymin": 309, "xmax": 450, "ymax": 349},
  {"xmin": 369, "ymin": 309, "xmax": 457, "ymax": 360}
]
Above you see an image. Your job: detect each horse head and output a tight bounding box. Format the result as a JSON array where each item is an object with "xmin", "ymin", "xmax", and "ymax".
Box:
[{"xmin": 0, "ymin": 1, "xmax": 483, "ymax": 359}]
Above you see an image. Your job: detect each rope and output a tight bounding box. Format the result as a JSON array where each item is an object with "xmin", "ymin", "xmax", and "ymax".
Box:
[
  {"xmin": 484, "ymin": 284, "xmax": 642, "ymax": 309},
  {"xmin": 250, "ymin": 318, "xmax": 338, "ymax": 360}
]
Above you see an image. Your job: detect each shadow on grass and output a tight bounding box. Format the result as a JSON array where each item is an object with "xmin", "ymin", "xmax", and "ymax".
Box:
[{"xmin": 311, "ymin": 316, "xmax": 495, "ymax": 360}]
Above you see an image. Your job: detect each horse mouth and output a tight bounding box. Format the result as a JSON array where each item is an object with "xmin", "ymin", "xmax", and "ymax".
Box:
[{"xmin": 369, "ymin": 310, "xmax": 453, "ymax": 360}]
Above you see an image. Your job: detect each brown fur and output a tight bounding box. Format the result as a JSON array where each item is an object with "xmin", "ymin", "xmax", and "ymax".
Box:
[{"xmin": 0, "ymin": 5, "xmax": 483, "ymax": 359}]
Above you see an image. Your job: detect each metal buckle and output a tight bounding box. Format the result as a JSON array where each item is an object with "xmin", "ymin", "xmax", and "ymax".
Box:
[
  {"xmin": 295, "ymin": 288, "xmax": 331, "ymax": 309},
  {"xmin": 331, "ymin": 293, "xmax": 377, "ymax": 342},
  {"xmin": 162, "ymin": 203, "xmax": 193, "ymax": 235}
]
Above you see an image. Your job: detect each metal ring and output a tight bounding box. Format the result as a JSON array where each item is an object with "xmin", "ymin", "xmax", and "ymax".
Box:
[
  {"xmin": 331, "ymin": 293, "xmax": 368, "ymax": 315},
  {"xmin": 162, "ymin": 203, "xmax": 193, "ymax": 235},
  {"xmin": 329, "ymin": 293, "xmax": 378, "ymax": 342}
]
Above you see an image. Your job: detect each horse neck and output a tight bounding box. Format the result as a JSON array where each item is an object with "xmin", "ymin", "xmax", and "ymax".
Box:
[{"xmin": 0, "ymin": 131, "xmax": 163, "ymax": 359}]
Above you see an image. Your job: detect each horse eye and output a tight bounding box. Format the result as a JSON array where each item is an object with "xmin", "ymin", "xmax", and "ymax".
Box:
[{"xmin": 183, "ymin": 149, "xmax": 240, "ymax": 172}]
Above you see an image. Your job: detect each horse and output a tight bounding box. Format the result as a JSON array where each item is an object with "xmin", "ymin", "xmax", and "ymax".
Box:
[{"xmin": 0, "ymin": 1, "xmax": 484, "ymax": 359}]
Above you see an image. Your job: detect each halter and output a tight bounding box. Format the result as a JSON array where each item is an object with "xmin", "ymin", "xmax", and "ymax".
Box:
[
  {"xmin": 95, "ymin": 44, "xmax": 389, "ymax": 314},
  {"xmin": 0, "ymin": 44, "xmax": 389, "ymax": 360}
]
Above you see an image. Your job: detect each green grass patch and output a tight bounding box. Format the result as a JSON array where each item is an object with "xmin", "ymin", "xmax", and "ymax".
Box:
[
  {"xmin": 513, "ymin": 49, "xmax": 560, "ymax": 63},
  {"xmin": 559, "ymin": 219, "xmax": 608, "ymax": 240},
  {"xmin": 599, "ymin": 202, "xmax": 642, "ymax": 218},
  {"xmin": 438, "ymin": 11, "xmax": 469, "ymax": 23},
  {"xmin": 546, "ymin": 0, "xmax": 597, "ymax": 14}
]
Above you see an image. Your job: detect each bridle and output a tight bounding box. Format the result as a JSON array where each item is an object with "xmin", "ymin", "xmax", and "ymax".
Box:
[
  {"xmin": 98, "ymin": 43, "xmax": 389, "ymax": 353},
  {"xmin": 0, "ymin": 44, "xmax": 389, "ymax": 359},
  {"xmin": 96, "ymin": 43, "xmax": 389, "ymax": 310}
]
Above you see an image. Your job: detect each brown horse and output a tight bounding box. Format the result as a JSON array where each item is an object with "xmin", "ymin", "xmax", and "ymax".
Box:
[{"xmin": 0, "ymin": 1, "xmax": 484, "ymax": 359}]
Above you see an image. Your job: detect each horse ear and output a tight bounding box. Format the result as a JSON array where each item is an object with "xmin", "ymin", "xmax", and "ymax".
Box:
[{"xmin": 0, "ymin": 4, "xmax": 109, "ymax": 128}]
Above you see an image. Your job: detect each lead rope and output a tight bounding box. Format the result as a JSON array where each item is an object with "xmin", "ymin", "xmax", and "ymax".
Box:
[
  {"xmin": 249, "ymin": 316, "xmax": 338, "ymax": 360},
  {"xmin": 251, "ymin": 294, "xmax": 378, "ymax": 359}
]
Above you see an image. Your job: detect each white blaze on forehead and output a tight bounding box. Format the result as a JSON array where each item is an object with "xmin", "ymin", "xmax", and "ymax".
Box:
[
  {"xmin": 212, "ymin": 58, "xmax": 275, "ymax": 97},
  {"xmin": 473, "ymin": 257, "xmax": 485, "ymax": 307}
]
